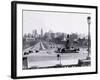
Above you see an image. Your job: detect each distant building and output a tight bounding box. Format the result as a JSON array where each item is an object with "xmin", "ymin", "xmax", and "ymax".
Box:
[
  {"xmin": 26, "ymin": 37, "xmax": 35, "ymax": 41},
  {"xmin": 62, "ymin": 33, "xmax": 67, "ymax": 41},
  {"xmin": 55, "ymin": 32, "xmax": 62, "ymax": 38},
  {"xmin": 32, "ymin": 29, "xmax": 38, "ymax": 38},
  {"xmin": 41, "ymin": 28, "xmax": 43, "ymax": 37},
  {"xmin": 23, "ymin": 32, "xmax": 36, "ymax": 41}
]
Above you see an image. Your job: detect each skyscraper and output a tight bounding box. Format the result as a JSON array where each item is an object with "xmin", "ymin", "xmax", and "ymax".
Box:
[
  {"xmin": 32, "ymin": 29, "xmax": 37, "ymax": 37},
  {"xmin": 41, "ymin": 28, "xmax": 43, "ymax": 37}
]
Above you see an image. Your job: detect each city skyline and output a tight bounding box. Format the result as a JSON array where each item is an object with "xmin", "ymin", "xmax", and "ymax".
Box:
[{"xmin": 23, "ymin": 28, "xmax": 88, "ymax": 40}]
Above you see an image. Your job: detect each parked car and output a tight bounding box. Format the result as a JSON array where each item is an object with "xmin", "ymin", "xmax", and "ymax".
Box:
[
  {"xmin": 29, "ymin": 50, "xmax": 33, "ymax": 53},
  {"xmin": 24, "ymin": 52, "xmax": 29, "ymax": 55},
  {"xmin": 35, "ymin": 50, "xmax": 39, "ymax": 53}
]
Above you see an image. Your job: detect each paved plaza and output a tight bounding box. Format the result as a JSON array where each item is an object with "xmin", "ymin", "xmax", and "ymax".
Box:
[{"xmin": 23, "ymin": 40, "xmax": 88, "ymax": 69}]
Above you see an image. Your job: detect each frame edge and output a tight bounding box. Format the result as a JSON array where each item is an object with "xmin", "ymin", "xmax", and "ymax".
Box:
[{"xmin": 11, "ymin": 1, "xmax": 17, "ymax": 79}]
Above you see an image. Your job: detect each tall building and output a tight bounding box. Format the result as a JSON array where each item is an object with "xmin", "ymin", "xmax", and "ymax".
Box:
[
  {"xmin": 32, "ymin": 29, "xmax": 38, "ymax": 38},
  {"xmin": 41, "ymin": 28, "xmax": 43, "ymax": 37}
]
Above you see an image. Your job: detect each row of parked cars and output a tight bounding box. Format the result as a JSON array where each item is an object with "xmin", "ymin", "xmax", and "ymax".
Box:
[
  {"xmin": 24, "ymin": 49, "xmax": 41, "ymax": 55},
  {"xmin": 24, "ymin": 50, "xmax": 33, "ymax": 55}
]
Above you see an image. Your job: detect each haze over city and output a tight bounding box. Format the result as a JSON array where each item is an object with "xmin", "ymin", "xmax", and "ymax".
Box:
[{"xmin": 23, "ymin": 10, "xmax": 90, "ymax": 35}]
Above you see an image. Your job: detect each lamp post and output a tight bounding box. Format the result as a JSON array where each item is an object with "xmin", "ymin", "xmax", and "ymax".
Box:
[
  {"xmin": 57, "ymin": 53, "xmax": 62, "ymax": 66},
  {"xmin": 87, "ymin": 16, "xmax": 91, "ymax": 59}
]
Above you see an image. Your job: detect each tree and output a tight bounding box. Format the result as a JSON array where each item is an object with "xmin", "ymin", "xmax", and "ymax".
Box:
[
  {"xmin": 28, "ymin": 33, "xmax": 31, "ymax": 38},
  {"xmin": 69, "ymin": 33, "xmax": 78, "ymax": 42}
]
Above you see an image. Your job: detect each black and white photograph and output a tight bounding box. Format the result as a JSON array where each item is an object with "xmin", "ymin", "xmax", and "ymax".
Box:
[
  {"xmin": 11, "ymin": 1, "xmax": 97, "ymax": 79},
  {"xmin": 22, "ymin": 10, "xmax": 91, "ymax": 69}
]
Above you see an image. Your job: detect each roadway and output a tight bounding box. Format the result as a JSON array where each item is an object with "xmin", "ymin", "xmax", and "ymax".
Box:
[{"xmin": 23, "ymin": 40, "xmax": 88, "ymax": 69}]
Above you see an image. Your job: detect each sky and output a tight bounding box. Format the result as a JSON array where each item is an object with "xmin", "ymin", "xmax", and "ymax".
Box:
[{"xmin": 23, "ymin": 10, "xmax": 91, "ymax": 36}]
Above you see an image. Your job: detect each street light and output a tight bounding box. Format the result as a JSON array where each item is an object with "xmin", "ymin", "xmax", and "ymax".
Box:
[
  {"xmin": 87, "ymin": 16, "xmax": 91, "ymax": 59},
  {"xmin": 57, "ymin": 53, "xmax": 62, "ymax": 66},
  {"xmin": 87, "ymin": 16, "xmax": 91, "ymax": 24}
]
